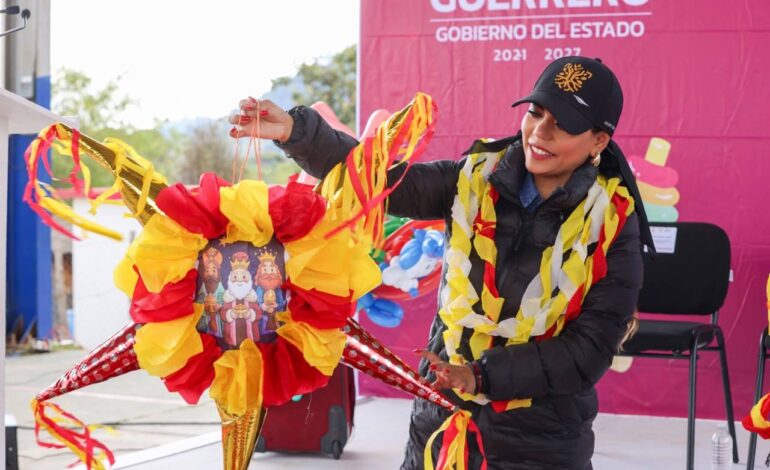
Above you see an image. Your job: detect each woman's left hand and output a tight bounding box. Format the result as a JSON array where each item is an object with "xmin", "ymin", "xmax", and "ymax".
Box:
[{"xmin": 415, "ymin": 349, "xmax": 476, "ymax": 394}]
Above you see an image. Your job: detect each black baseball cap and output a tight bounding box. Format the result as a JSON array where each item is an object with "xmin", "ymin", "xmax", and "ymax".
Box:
[{"xmin": 512, "ymin": 56, "xmax": 623, "ymax": 136}]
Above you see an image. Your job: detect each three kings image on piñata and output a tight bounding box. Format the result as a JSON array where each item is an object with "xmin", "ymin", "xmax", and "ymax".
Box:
[{"xmin": 196, "ymin": 241, "xmax": 286, "ymax": 348}]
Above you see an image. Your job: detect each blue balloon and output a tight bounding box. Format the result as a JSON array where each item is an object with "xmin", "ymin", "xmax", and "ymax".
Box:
[
  {"xmin": 363, "ymin": 298, "xmax": 404, "ymax": 328},
  {"xmin": 398, "ymin": 232, "xmax": 424, "ymax": 270},
  {"xmin": 422, "ymin": 230, "xmax": 445, "ymax": 258},
  {"xmin": 357, "ymin": 292, "xmax": 375, "ymax": 310}
]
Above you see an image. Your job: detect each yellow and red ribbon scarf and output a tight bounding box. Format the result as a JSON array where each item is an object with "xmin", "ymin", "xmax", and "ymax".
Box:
[
  {"xmin": 742, "ymin": 274, "xmax": 770, "ymax": 438},
  {"xmin": 427, "ymin": 142, "xmax": 635, "ymax": 469}
]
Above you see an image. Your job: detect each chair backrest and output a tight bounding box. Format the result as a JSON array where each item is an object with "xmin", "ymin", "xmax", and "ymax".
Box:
[{"xmin": 638, "ymin": 222, "xmax": 730, "ymax": 315}]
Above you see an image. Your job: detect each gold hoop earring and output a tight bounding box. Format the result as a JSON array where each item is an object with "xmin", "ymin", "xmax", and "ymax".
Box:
[{"xmin": 591, "ymin": 152, "xmax": 601, "ymax": 167}]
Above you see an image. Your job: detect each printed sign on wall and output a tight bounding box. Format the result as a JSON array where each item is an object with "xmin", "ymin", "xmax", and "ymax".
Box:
[{"xmin": 359, "ymin": 0, "xmax": 770, "ymax": 419}]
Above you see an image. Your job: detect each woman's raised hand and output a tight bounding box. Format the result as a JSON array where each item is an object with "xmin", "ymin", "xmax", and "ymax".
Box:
[
  {"xmin": 228, "ymin": 97, "xmax": 294, "ymax": 143},
  {"xmin": 415, "ymin": 349, "xmax": 477, "ymax": 394}
]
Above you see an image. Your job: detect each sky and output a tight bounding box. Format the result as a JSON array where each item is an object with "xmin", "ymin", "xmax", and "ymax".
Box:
[{"xmin": 50, "ymin": 0, "xmax": 360, "ymax": 128}]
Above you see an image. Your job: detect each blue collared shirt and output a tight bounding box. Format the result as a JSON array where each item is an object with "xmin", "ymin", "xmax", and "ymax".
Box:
[{"xmin": 519, "ymin": 171, "xmax": 543, "ymax": 213}]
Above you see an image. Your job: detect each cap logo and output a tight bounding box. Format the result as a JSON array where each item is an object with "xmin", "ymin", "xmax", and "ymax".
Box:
[{"xmin": 554, "ymin": 63, "xmax": 593, "ymax": 93}]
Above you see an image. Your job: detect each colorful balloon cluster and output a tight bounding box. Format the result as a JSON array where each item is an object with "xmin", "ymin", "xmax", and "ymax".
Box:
[{"xmin": 359, "ymin": 218, "xmax": 446, "ymax": 328}]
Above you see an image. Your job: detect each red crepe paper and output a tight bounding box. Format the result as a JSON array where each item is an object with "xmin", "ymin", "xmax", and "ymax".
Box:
[
  {"xmin": 268, "ymin": 175, "xmax": 326, "ymax": 243},
  {"xmin": 33, "ymin": 400, "xmax": 116, "ymax": 469},
  {"xmin": 466, "ymin": 417, "xmax": 488, "ymax": 470},
  {"xmin": 155, "ymin": 172, "xmax": 231, "ymax": 239},
  {"xmin": 285, "ymin": 281, "xmax": 355, "ymax": 329},
  {"xmin": 743, "ymin": 418, "xmax": 770, "ymax": 439},
  {"xmin": 436, "ymin": 413, "xmax": 462, "ymax": 469},
  {"xmin": 33, "ymin": 323, "xmax": 137, "ymax": 468},
  {"xmin": 65, "ymin": 127, "xmax": 85, "ymax": 194},
  {"xmin": 130, "ymin": 268, "xmax": 198, "ymax": 323},
  {"xmin": 259, "ymin": 337, "xmax": 331, "ymax": 407},
  {"xmin": 434, "ymin": 412, "xmax": 488, "ymax": 470},
  {"xmin": 490, "ymin": 401, "xmax": 509, "ymax": 414},
  {"xmin": 23, "ymin": 126, "xmax": 85, "ymax": 240},
  {"xmin": 326, "ymin": 101, "xmax": 438, "ymax": 240},
  {"xmin": 162, "ymin": 333, "xmax": 223, "ymax": 404},
  {"xmin": 537, "ymin": 192, "xmax": 631, "ymax": 343},
  {"xmin": 37, "ymin": 126, "xmax": 86, "ymax": 195},
  {"xmin": 743, "ymin": 394, "xmax": 770, "ymax": 439}
]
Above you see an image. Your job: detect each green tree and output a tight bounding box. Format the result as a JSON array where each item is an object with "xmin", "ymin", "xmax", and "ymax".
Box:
[
  {"xmin": 50, "ymin": 69, "xmax": 182, "ymax": 188},
  {"xmin": 87, "ymin": 124, "xmax": 184, "ymax": 184},
  {"xmin": 177, "ymin": 118, "xmax": 233, "ymax": 184},
  {"xmin": 272, "ymin": 44, "xmax": 356, "ymax": 129},
  {"xmin": 52, "ymin": 68, "xmax": 135, "ymax": 131},
  {"xmin": 241, "ymin": 150, "xmax": 301, "ymax": 186}
]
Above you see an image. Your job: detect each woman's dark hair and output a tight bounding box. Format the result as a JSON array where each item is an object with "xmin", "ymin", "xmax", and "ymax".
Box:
[{"xmin": 619, "ymin": 312, "xmax": 639, "ymax": 351}]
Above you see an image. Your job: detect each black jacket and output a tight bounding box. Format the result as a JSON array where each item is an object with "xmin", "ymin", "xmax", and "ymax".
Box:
[{"xmin": 278, "ymin": 106, "xmax": 643, "ymax": 470}]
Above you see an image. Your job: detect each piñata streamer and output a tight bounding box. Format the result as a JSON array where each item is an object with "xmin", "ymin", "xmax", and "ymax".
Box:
[{"xmin": 742, "ymin": 274, "xmax": 770, "ymax": 438}]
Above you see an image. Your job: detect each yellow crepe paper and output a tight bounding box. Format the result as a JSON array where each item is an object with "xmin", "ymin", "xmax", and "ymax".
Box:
[
  {"xmin": 38, "ymin": 196, "xmax": 124, "ymax": 241},
  {"xmin": 101, "ymin": 137, "xmax": 168, "ymax": 218},
  {"xmin": 424, "ymin": 410, "xmax": 473, "ymax": 470},
  {"xmin": 275, "ymin": 312, "xmax": 346, "ymax": 376},
  {"xmin": 31, "ymin": 400, "xmax": 111, "ymax": 470},
  {"xmin": 123, "ymin": 214, "xmax": 207, "ymax": 293},
  {"xmin": 317, "ymin": 92, "xmax": 435, "ymax": 250},
  {"xmin": 49, "ymin": 132, "xmax": 94, "ymax": 199},
  {"xmin": 134, "ymin": 304, "xmax": 204, "ymax": 377},
  {"xmin": 440, "ymin": 147, "xmax": 633, "ymax": 417},
  {"xmin": 113, "ymin": 256, "xmax": 139, "ymax": 298},
  {"xmin": 210, "ymin": 340, "xmax": 264, "ymax": 417},
  {"xmin": 284, "ymin": 218, "xmax": 381, "ymax": 298},
  {"xmin": 750, "ymin": 396, "xmax": 770, "ymax": 429},
  {"xmin": 28, "ymin": 126, "xmax": 169, "ymax": 241},
  {"xmin": 219, "ymin": 180, "xmax": 274, "ymax": 246},
  {"xmin": 766, "ymin": 274, "xmax": 770, "ymax": 334},
  {"xmin": 23, "ymin": 126, "xmax": 122, "ymax": 241}
]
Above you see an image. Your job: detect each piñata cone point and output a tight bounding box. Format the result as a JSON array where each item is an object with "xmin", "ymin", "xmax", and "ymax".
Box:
[
  {"xmin": 36, "ymin": 322, "xmax": 141, "ymax": 402},
  {"xmin": 218, "ymin": 405, "xmax": 266, "ymax": 470},
  {"xmin": 343, "ymin": 318, "xmax": 454, "ymax": 411}
]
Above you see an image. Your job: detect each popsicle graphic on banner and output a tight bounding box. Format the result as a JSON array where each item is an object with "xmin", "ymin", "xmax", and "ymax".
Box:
[
  {"xmin": 628, "ymin": 138, "xmax": 680, "ymax": 222},
  {"xmin": 610, "ymin": 137, "xmax": 678, "ymax": 374}
]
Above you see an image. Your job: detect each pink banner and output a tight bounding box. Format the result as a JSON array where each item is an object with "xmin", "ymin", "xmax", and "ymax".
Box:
[{"xmin": 358, "ymin": 0, "xmax": 770, "ymax": 419}]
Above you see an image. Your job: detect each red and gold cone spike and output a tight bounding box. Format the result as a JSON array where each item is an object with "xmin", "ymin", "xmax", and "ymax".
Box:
[
  {"xmin": 343, "ymin": 318, "xmax": 454, "ymax": 411},
  {"xmin": 36, "ymin": 323, "xmax": 141, "ymax": 402}
]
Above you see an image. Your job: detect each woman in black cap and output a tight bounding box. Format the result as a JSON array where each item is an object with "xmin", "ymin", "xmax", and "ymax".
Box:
[{"xmin": 231, "ymin": 56, "xmax": 652, "ymax": 470}]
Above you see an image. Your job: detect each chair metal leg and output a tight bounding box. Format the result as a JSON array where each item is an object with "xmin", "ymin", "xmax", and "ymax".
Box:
[
  {"xmin": 687, "ymin": 339, "xmax": 699, "ymax": 470},
  {"xmin": 714, "ymin": 328, "xmax": 739, "ymax": 463},
  {"xmin": 747, "ymin": 330, "xmax": 768, "ymax": 470}
]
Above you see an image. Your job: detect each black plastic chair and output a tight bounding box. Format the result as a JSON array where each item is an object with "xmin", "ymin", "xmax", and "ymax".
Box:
[
  {"xmin": 620, "ymin": 222, "xmax": 738, "ymax": 470},
  {"xmin": 747, "ymin": 329, "xmax": 770, "ymax": 469}
]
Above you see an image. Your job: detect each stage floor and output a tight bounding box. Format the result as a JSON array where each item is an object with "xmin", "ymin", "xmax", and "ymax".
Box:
[{"xmin": 106, "ymin": 397, "xmax": 768, "ymax": 470}]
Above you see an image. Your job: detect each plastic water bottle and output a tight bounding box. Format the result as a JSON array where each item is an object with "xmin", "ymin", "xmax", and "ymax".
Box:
[
  {"xmin": 66, "ymin": 308, "xmax": 75, "ymax": 337},
  {"xmin": 711, "ymin": 424, "xmax": 732, "ymax": 470}
]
